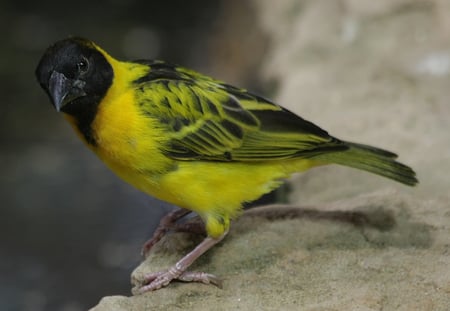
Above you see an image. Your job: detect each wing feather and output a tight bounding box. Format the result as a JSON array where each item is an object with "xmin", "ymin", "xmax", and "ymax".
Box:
[{"xmin": 134, "ymin": 62, "xmax": 348, "ymax": 162}]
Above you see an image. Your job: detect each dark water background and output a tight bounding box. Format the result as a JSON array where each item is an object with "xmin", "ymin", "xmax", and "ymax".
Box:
[{"xmin": 0, "ymin": 1, "xmax": 270, "ymax": 310}]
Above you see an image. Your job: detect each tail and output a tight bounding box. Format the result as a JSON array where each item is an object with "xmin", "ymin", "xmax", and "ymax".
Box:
[{"xmin": 315, "ymin": 141, "xmax": 418, "ymax": 186}]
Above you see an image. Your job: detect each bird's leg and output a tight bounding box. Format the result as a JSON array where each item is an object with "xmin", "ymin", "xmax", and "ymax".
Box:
[
  {"xmin": 135, "ymin": 231, "xmax": 227, "ymax": 293},
  {"xmin": 170, "ymin": 218, "xmax": 206, "ymax": 235},
  {"xmin": 141, "ymin": 208, "xmax": 192, "ymax": 257}
]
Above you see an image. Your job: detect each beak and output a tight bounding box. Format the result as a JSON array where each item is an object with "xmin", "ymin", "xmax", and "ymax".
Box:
[{"xmin": 48, "ymin": 71, "xmax": 86, "ymax": 111}]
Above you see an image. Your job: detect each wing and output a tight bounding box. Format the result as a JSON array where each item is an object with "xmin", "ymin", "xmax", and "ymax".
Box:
[{"xmin": 133, "ymin": 61, "xmax": 348, "ymax": 161}]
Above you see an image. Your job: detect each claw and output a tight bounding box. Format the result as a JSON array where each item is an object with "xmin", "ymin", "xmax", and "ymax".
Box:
[
  {"xmin": 177, "ymin": 271, "xmax": 223, "ymax": 288},
  {"xmin": 136, "ymin": 270, "xmax": 222, "ymax": 294},
  {"xmin": 135, "ymin": 231, "xmax": 228, "ymax": 294}
]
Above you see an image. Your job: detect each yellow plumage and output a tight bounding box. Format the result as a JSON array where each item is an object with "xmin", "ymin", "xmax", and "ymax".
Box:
[
  {"xmin": 60, "ymin": 43, "xmax": 315, "ymax": 238},
  {"xmin": 35, "ymin": 37, "xmax": 417, "ymax": 292},
  {"xmin": 78, "ymin": 47, "xmax": 321, "ymax": 237}
]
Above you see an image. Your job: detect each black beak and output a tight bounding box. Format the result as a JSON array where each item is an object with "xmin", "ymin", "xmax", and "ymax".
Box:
[{"xmin": 48, "ymin": 71, "xmax": 86, "ymax": 112}]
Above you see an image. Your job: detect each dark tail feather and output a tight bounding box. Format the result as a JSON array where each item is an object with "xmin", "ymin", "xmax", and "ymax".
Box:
[{"xmin": 315, "ymin": 141, "xmax": 418, "ymax": 186}]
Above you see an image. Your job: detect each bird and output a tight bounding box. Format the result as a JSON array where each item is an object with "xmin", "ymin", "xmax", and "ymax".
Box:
[{"xmin": 35, "ymin": 37, "xmax": 418, "ymax": 293}]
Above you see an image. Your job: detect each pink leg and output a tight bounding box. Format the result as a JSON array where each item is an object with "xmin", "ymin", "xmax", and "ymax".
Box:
[
  {"xmin": 136, "ymin": 231, "xmax": 228, "ymax": 294},
  {"xmin": 171, "ymin": 219, "xmax": 206, "ymax": 235},
  {"xmin": 141, "ymin": 208, "xmax": 192, "ymax": 257}
]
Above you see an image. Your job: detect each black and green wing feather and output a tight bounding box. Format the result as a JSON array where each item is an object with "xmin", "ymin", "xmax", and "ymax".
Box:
[
  {"xmin": 133, "ymin": 61, "xmax": 417, "ymax": 186},
  {"xmin": 134, "ymin": 61, "xmax": 345, "ymax": 161}
]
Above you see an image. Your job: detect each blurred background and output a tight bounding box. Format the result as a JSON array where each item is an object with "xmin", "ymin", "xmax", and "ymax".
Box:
[
  {"xmin": 3, "ymin": 0, "xmax": 450, "ymax": 310},
  {"xmin": 0, "ymin": 1, "xmax": 270, "ymax": 310}
]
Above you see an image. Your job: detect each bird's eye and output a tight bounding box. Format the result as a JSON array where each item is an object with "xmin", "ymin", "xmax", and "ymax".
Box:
[{"xmin": 77, "ymin": 57, "xmax": 89, "ymax": 74}]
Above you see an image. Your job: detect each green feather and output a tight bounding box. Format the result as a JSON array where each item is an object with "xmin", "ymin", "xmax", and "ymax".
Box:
[{"xmin": 133, "ymin": 61, "xmax": 418, "ymax": 186}]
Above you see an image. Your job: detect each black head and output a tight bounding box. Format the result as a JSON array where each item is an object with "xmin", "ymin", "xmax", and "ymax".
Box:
[{"xmin": 35, "ymin": 37, "xmax": 113, "ymax": 116}]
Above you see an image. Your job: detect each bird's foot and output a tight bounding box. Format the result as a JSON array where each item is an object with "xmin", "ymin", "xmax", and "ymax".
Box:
[
  {"xmin": 135, "ymin": 233, "xmax": 227, "ymax": 294},
  {"xmin": 133, "ymin": 269, "xmax": 222, "ymax": 294}
]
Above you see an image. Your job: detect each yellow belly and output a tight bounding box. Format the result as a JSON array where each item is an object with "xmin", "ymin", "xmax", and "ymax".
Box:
[
  {"xmin": 66, "ymin": 80, "xmax": 319, "ymax": 238},
  {"xmin": 96, "ymin": 152, "xmax": 317, "ymax": 237}
]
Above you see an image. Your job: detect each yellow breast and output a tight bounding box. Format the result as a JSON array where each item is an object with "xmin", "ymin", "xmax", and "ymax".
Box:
[{"xmin": 65, "ymin": 57, "xmax": 321, "ymax": 238}]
